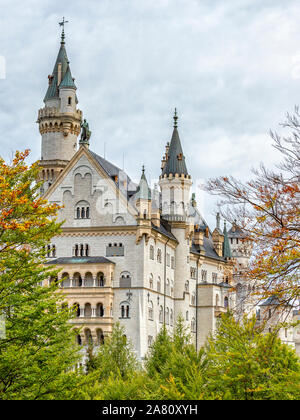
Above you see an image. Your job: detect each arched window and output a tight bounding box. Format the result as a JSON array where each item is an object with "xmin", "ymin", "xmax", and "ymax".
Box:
[
  {"xmin": 73, "ymin": 272, "xmax": 82, "ymax": 287},
  {"xmin": 170, "ymin": 309, "xmax": 174, "ymax": 326},
  {"xmin": 52, "ymin": 245, "xmax": 56, "ymax": 257},
  {"xmin": 148, "ymin": 301, "xmax": 153, "ymax": 321},
  {"xmin": 84, "ymin": 328, "xmax": 93, "ymax": 345},
  {"xmin": 97, "ymin": 272, "xmax": 105, "ymax": 287},
  {"xmin": 159, "ymin": 306, "xmax": 163, "ymax": 323},
  {"xmin": 73, "ymin": 303, "xmax": 80, "ymax": 318},
  {"xmin": 224, "ymin": 296, "xmax": 229, "ymax": 309},
  {"xmin": 166, "ymin": 279, "xmax": 170, "ymax": 295},
  {"xmin": 84, "ymin": 303, "xmax": 92, "ymax": 318},
  {"xmin": 191, "ymin": 292, "xmax": 196, "ymax": 305},
  {"xmin": 76, "ymin": 334, "xmax": 82, "ymax": 345},
  {"xmin": 96, "ymin": 303, "xmax": 104, "ymax": 317},
  {"xmin": 120, "ymin": 301, "xmax": 130, "ymax": 318},
  {"xmin": 191, "ymin": 318, "xmax": 196, "ymax": 333},
  {"xmin": 75, "ymin": 201, "xmax": 90, "ymax": 219},
  {"xmin": 149, "ymin": 274, "xmax": 153, "ymax": 289},
  {"xmin": 157, "ymin": 277, "xmax": 161, "ymax": 293},
  {"xmin": 96, "ymin": 329, "xmax": 104, "ymax": 345},
  {"xmin": 120, "ymin": 272, "xmax": 131, "ymax": 288},
  {"xmin": 80, "ymin": 244, "xmax": 84, "ymax": 257},
  {"xmin": 165, "ymin": 307, "xmax": 170, "ymax": 325},
  {"xmin": 157, "ymin": 249, "xmax": 162, "ymax": 263},
  {"xmin": 85, "ymin": 244, "xmax": 89, "ymax": 257},
  {"xmin": 185, "ymin": 281, "xmax": 189, "ymax": 293},
  {"xmin": 84, "ymin": 272, "xmax": 93, "ymax": 287},
  {"xmin": 150, "ymin": 245, "xmax": 154, "ymax": 260},
  {"xmin": 61, "ymin": 272, "xmax": 70, "ymax": 288}
]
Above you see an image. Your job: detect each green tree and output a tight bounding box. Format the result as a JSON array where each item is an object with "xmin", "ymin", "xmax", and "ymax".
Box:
[
  {"xmin": 203, "ymin": 313, "xmax": 300, "ymax": 400},
  {"xmin": 0, "ymin": 151, "xmax": 80, "ymax": 399},
  {"xmin": 86, "ymin": 322, "xmax": 140, "ymax": 380}
]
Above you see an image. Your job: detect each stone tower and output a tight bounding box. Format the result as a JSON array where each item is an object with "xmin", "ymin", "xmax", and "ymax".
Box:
[
  {"xmin": 227, "ymin": 221, "xmax": 253, "ymax": 316},
  {"xmin": 159, "ymin": 109, "xmax": 193, "ymax": 319},
  {"xmin": 37, "ymin": 26, "xmax": 82, "ymax": 193}
]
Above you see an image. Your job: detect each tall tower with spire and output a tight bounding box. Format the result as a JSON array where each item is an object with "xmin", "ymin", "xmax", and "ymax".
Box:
[
  {"xmin": 37, "ymin": 19, "xmax": 82, "ymax": 192},
  {"xmin": 159, "ymin": 109, "xmax": 193, "ymax": 318}
]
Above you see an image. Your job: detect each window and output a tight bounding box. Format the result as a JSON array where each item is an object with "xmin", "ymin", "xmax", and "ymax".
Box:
[
  {"xmin": 75, "ymin": 201, "xmax": 90, "ymax": 219},
  {"xmin": 120, "ymin": 302, "xmax": 130, "ymax": 318},
  {"xmin": 157, "ymin": 249, "xmax": 162, "ymax": 263},
  {"xmin": 106, "ymin": 243, "xmax": 124, "ymax": 257},
  {"xmin": 166, "ymin": 253, "xmax": 170, "ymax": 267},
  {"xmin": 191, "ymin": 292, "xmax": 196, "ymax": 305},
  {"xmin": 224, "ymin": 296, "xmax": 229, "ymax": 309},
  {"xmin": 148, "ymin": 335, "xmax": 153, "ymax": 348},
  {"xmin": 185, "ymin": 281, "xmax": 189, "ymax": 293},
  {"xmin": 170, "ymin": 309, "xmax": 174, "ymax": 326},
  {"xmin": 150, "ymin": 245, "xmax": 154, "ymax": 260},
  {"xmin": 212, "ymin": 273, "xmax": 218, "ymax": 284},
  {"xmin": 157, "ymin": 277, "xmax": 161, "ymax": 293},
  {"xmin": 149, "ymin": 274, "xmax": 153, "ymax": 289},
  {"xmin": 201, "ymin": 270, "xmax": 207, "ymax": 282},
  {"xmin": 165, "ymin": 307, "xmax": 169, "ymax": 325},
  {"xmin": 68, "ymin": 96, "xmax": 72, "ymax": 105},
  {"xmin": 159, "ymin": 306, "xmax": 163, "ymax": 323},
  {"xmin": 166, "ymin": 279, "xmax": 170, "ymax": 295},
  {"xmin": 120, "ymin": 272, "xmax": 131, "ymax": 287},
  {"xmin": 191, "ymin": 318, "xmax": 196, "ymax": 333},
  {"xmin": 96, "ymin": 303, "xmax": 104, "ymax": 317},
  {"xmin": 186, "ymin": 311, "xmax": 189, "ymax": 321},
  {"xmin": 148, "ymin": 301, "xmax": 154, "ymax": 321},
  {"xmin": 190, "ymin": 267, "xmax": 196, "ymax": 279},
  {"xmin": 171, "ymin": 256, "xmax": 175, "ymax": 269}
]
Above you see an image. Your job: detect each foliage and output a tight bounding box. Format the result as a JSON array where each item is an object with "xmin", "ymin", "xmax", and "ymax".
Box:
[
  {"xmin": 205, "ymin": 108, "xmax": 300, "ymax": 307},
  {"xmin": 0, "ymin": 150, "xmax": 80, "ymax": 399},
  {"xmin": 203, "ymin": 313, "xmax": 300, "ymax": 400},
  {"xmin": 85, "ymin": 322, "xmax": 140, "ymax": 381}
]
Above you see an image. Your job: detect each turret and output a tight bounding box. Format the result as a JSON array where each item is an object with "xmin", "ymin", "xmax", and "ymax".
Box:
[
  {"xmin": 37, "ymin": 23, "xmax": 82, "ymax": 193},
  {"xmin": 159, "ymin": 109, "xmax": 192, "ymax": 222}
]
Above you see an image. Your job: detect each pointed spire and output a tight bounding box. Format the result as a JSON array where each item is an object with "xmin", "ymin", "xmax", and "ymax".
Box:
[
  {"xmin": 60, "ymin": 63, "xmax": 76, "ymax": 89},
  {"xmin": 136, "ymin": 166, "xmax": 151, "ymax": 200},
  {"xmin": 44, "ymin": 21, "xmax": 74, "ymax": 102},
  {"xmin": 223, "ymin": 221, "xmax": 232, "ymax": 259},
  {"xmin": 161, "ymin": 109, "xmax": 188, "ymax": 177}
]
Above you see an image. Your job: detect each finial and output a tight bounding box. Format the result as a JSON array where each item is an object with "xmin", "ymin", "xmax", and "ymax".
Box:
[
  {"xmin": 59, "ymin": 17, "xmax": 69, "ymax": 44},
  {"xmin": 173, "ymin": 108, "xmax": 178, "ymax": 128},
  {"xmin": 142, "ymin": 165, "xmax": 145, "ymax": 174}
]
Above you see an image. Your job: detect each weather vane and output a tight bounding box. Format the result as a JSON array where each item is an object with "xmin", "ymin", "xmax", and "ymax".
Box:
[{"xmin": 59, "ymin": 17, "xmax": 69, "ymax": 43}]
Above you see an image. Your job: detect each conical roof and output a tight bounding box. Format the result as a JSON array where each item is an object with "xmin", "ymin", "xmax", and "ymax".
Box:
[
  {"xmin": 162, "ymin": 110, "xmax": 188, "ymax": 177},
  {"xmin": 44, "ymin": 41, "xmax": 70, "ymax": 101},
  {"xmin": 136, "ymin": 167, "xmax": 151, "ymax": 200},
  {"xmin": 60, "ymin": 65, "xmax": 76, "ymax": 89}
]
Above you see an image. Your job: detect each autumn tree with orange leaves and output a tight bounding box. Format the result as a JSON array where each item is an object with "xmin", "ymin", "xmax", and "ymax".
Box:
[
  {"xmin": 0, "ymin": 150, "xmax": 81, "ymax": 399},
  {"xmin": 206, "ymin": 108, "xmax": 300, "ymax": 310}
]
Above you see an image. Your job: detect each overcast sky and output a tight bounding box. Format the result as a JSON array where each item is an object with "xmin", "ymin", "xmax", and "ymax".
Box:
[{"xmin": 0, "ymin": 0, "xmax": 300, "ymax": 226}]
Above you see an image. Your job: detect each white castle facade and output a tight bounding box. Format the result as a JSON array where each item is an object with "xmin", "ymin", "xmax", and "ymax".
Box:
[{"xmin": 37, "ymin": 32, "xmax": 300, "ymax": 359}]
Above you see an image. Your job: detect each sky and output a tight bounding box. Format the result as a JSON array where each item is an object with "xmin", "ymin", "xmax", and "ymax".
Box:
[{"xmin": 0, "ymin": 0, "xmax": 300, "ymax": 227}]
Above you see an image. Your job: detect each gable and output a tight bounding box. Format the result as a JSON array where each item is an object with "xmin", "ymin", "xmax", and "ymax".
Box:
[{"xmin": 45, "ymin": 148, "xmax": 138, "ymax": 228}]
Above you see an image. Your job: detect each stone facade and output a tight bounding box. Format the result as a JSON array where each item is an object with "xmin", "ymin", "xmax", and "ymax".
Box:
[{"xmin": 36, "ymin": 33, "xmax": 299, "ymax": 360}]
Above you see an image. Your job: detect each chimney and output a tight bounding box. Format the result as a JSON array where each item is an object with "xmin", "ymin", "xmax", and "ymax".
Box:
[{"xmin": 194, "ymin": 225, "xmax": 204, "ymax": 246}]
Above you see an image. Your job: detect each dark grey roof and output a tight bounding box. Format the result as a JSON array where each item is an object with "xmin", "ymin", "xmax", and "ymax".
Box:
[
  {"xmin": 162, "ymin": 127, "xmax": 188, "ymax": 176},
  {"xmin": 46, "ymin": 257, "xmax": 115, "ymax": 265},
  {"xmin": 190, "ymin": 237, "xmax": 226, "ymax": 262},
  {"xmin": 152, "ymin": 220, "xmax": 178, "ymax": 242},
  {"xmin": 218, "ymin": 282, "xmax": 232, "ymax": 288}
]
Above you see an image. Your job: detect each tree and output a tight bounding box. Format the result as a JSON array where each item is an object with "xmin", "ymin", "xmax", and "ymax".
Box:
[
  {"xmin": 203, "ymin": 313, "xmax": 300, "ymax": 400},
  {"xmin": 0, "ymin": 150, "xmax": 80, "ymax": 399},
  {"xmin": 205, "ymin": 108, "xmax": 300, "ymax": 309},
  {"xmin": 86, "ymin": 322, "xmax": 139, "ymax": 380}
]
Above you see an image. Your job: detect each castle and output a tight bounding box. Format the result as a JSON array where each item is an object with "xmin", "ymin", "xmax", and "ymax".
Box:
[{"xmin": 37, "ymin": 28, "xmax": 300, "ymax": 359}]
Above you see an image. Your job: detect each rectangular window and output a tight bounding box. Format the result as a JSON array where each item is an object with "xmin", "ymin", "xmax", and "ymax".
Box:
[{"xmin": 166, "ymin": 253, "xmax": 170, "ymax": 267}]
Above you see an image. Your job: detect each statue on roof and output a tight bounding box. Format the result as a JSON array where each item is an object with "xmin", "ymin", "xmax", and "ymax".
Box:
[{"xmin": 80, "ymin": 119, "xmax": 91, "ymax": 144}]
